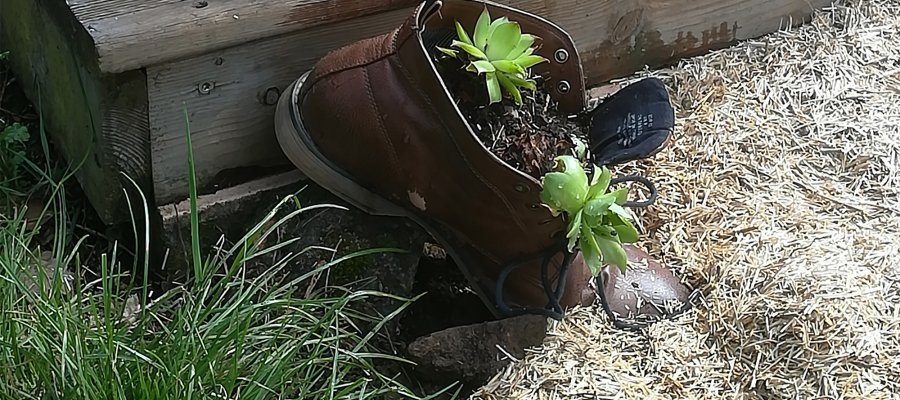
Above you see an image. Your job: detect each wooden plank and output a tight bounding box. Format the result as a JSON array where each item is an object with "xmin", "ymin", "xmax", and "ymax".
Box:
[
  {"xmin": 0, "ymin": 0, "xmax": 152, "ymax": 225},
  {"xmin": 67, "ymin": 0, "xmax": 182, "ymax": 23},
  {"xmin": 78, "ymin": 0, "xmax": 827, "ymax": 76},
  {"xmin": 83, "ymin": 0, "xmax": 420, "ymax": 74},
  {"xmin": 493, "ymin": 0, "xmax": 832, "ymax": 85},
  {"xmin": 146, "ymin": 0, "xmax": 828, "ymax": 205},
  {"xmin": 147, "ymin": 7, "xmax": 413, "ymax": 205}
]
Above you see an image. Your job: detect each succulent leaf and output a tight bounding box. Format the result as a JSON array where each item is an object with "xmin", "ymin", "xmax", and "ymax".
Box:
[
  {"xmin": 507, "ymin": 75, "xmax": 537, "ymax": 91},
  {"xmin": 455, "ymin": 21, "xmax": 473, "ymax": 46},
  {"xmin": 566, "ymin": 210, "xmax": 583, "ymax": 251},
  {"xmin": 581, "ymin": 225, "xmax": 603, "ymax": 276},
  {"xmin": 473, "ymin": 8, "xmax": 491, "ymax": 49},
  {"xmin": 496, "ymin": 72, "xmax": 523, "ymax": 105},
  {"xmin": 609, "ymin": 203, "xmax": 631, "ymax": 220},
  {"xmin": 513, "ymin": 54, "xmax": 547, "ymax": 69},
  {"xmin": 471, "ymin": 60, "xmax": 496, "ymax": 73},
  {"xmin": 587, "ymin": 167, "xmax": 612, "ymax": 199},
  {"xmin": 612, "ymin": 220, "xmax": 639, "ymax": 243},
  {"xmin": 436, "ymin": 47, "xmax": 459, "ymax": 58},
  {"xmin": 486, "ymin": 16, "xmax": 509, "ymax": 40},
  {"xmin": 507, "ymin": 34, "xmax": 535, "ymax": 59},
  {"xmin": 485, "ymin": 72, "xmax": 502, "ymax": 104},
  {"xmin": 597, "ymin": 235, "xmax": 628, "ymax": 273},
  {"xmin": 610, "ymin": 187, "xmax": 629, "ymax": 205},
  {"xmin": 584, "ymin": 195, "xmax": 615, "ymax": 216},
  {"xmin": 485, "ymin": 21, "xmax": 521, "ymax": 60},
  {"xmin": 556, "ymin": 156, "xmax": 589, "ymax": 190},
  {"xmin": 453, "ymin": 41, "xmax": 487, "ymax": 60},
  {"xmin": 539, "ymin": 156, "xmax": 589, "ymax": 215},
  {"xmin": 492, "ymin": 60, "xmax": 525, "ymax": 74}
]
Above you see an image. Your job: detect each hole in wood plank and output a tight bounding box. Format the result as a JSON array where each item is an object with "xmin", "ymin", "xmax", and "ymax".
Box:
[{"xmin": 193, "ymin": 1, "xmax": 208, "ymax": 8}]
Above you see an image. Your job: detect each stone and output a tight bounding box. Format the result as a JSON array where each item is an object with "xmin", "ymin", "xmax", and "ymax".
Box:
[
  {"xmin": 157, "ymin": 171, "xmax": 428, "ymax": 326},
  {"xmin": 406, "ymin": 314, "xmax": 549, "ymax": 386}
]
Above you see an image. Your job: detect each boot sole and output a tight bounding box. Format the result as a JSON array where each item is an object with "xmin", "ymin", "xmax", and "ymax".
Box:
[{"xmin": 274, "ymin": 72, "xmax": 504, "ymax": 318}]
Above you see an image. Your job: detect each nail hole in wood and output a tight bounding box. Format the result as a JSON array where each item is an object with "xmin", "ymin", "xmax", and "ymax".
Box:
[{"xmin": 193, "ymin": 1, "xmax": 208, "ymax": 8}]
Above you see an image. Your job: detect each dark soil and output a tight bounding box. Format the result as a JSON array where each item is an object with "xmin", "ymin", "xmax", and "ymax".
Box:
[
  {"xmin": 433, "ymin": 54, "xmax": 591, "ymax": 179},
  {"xmin": 397, "ymin": 255, "xmax": 495, "ymax": 343},
  {"xmin": 389, "ymin": 255, "xmax": 496, "ymax": 400}
]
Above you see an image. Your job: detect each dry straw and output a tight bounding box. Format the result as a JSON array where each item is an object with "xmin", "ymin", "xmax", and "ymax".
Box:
[{"xmin": 471, "ymin": 0, "xmax": 900, "ymax": 398}]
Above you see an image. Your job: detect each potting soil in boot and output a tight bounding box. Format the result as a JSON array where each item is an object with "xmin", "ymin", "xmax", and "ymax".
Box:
[
  {"xmin": 424, "ymin": 28, "xmax": 591, "ymax": 179},
  {"xmin": 427, "ymin": 35, "xmax": 675, "ymax": 178}
]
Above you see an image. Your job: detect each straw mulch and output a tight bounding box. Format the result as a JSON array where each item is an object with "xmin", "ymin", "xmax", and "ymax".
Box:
[{"xmin": 471, "ymin": 0, "xmax": 900, "ymax": 398}]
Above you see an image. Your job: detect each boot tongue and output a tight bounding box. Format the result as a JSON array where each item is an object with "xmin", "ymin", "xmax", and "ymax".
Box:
[{"xmin": 588, "ymin": 78, "xmax": 675, "ymax": 167}]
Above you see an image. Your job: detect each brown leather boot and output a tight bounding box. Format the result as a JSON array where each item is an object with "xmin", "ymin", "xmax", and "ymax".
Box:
[{"xmin": 274, "ymin": 0, "xmax": 689, "ymax": 325}]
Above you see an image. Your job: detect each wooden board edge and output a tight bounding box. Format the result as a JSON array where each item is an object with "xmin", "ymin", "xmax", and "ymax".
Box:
[
  {"xmin": 0, "ymin": 0, "xmax": 152, "ymax": 224},
  {"xmin": 86, "ymin": 0, "xmax": 419, "ymax": 74}
]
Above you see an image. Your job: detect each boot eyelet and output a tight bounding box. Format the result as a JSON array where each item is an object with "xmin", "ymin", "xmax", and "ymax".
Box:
[
  {"xmin": 554, "ymin": 49, "xmax": 569, "ymax": 63},
  {"xmin": 529, "ymin": 203, "xmax": 541, "ymax": 210},
  {"xmin": 557, "ymin": 80, "xmax": 571, "ymax": 94},
  {"xmin": 514, "ymin": 183, "xmax": 530, "ymax": 193}
]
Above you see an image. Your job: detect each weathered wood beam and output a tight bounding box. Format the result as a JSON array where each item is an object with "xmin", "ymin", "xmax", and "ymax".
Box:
[
  {"xmin": 73, "ymin": 0, "xmax": 421, "ymax": 74},
  {"xmin": 75, "ymin": 0, "xmax": 830, "ymax": 79},
  {"xmin": 0, "ymin": 0, "xmax": 151, "ymax": 224},
  {"xmin": 498, "ymin": 0, "xmax": 832, "ymax": 85},
  {"xmin": 147, "ymin": 7, "xmax": 415, "ymax": 205},
  {"xmin": 146, "ymin": 0, "xmax": 829, "ymax": 206}
]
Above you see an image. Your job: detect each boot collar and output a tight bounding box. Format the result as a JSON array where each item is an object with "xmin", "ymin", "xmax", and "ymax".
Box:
[{"xmin": 400, "ymin": 0, "xmax": 588, "ymax": 114}]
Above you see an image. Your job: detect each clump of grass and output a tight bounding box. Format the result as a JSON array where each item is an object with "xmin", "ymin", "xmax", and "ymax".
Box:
[
  {"xmin": 0, "ymin": 121, "xmax": 29, "ymax": 192},
  {"xmin": 0, "ymin": 107, "xmax": 453, "ymax": 399}
]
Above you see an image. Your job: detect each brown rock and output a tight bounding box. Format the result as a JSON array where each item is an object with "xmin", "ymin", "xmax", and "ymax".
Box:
[
  {"xmin": 598, "ymin": 244, "xmax": 692, "ymax": 328},
  {"xmin": 406, "ymin": 314, "xmax": 548, "ymax": 385}
]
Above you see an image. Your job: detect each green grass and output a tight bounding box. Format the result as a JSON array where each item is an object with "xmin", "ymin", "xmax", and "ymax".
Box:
[{"xmin": 0, "ymin": 101, "xmax": 454, "ymax": 398}]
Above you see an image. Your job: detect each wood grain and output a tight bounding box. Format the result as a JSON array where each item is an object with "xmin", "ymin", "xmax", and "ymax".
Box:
[
  {"xmin": 101, "ymin": 70, "xmax": 153, "ymax": 200},
  {"xmin": 85, "ymin": 0, "xmax": 419, "ymax": 73},
  {"xmin": 67, "ymin": 0, "xmax": 182, "ymax": 23},
  {"xmin": 79, "ymin": 0, "xmax": 827, "ymax": 76},
  {"xmin": 0, "ymin": 0, "xmax": 151, "ymax": 224},
  {"xmin": 494, "ymin": 0, "xmax": 832, "ymax": 85},
  {"xmin": 147, "ymin": 8, "xmax": 412, "ymax": 205}
]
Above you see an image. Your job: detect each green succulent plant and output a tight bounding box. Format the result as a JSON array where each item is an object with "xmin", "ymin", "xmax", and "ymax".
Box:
[
  {"xmin": 436, "ymin": 7, "xmax": 548, "ymax": 105},
  {"xmin": 539, "ymin": 155, "xmax": 640, "ymax": 275}
]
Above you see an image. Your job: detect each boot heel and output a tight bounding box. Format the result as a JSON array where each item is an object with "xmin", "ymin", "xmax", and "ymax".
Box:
[{"xmin": 274, "ymin": 72, "xmax": 410, "ymax": 218}]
